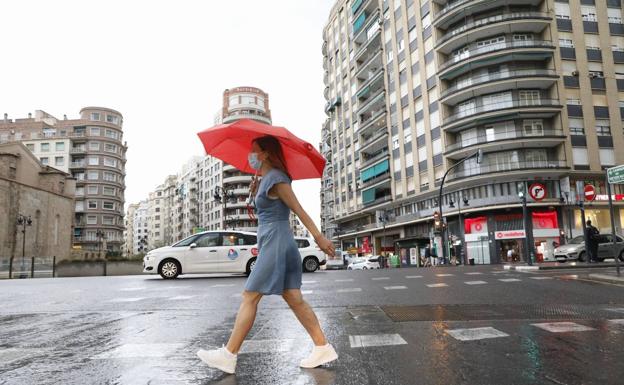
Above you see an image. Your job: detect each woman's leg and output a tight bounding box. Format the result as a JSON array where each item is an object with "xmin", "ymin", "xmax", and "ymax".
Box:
[
  {"xmin": 282, "ymin": 289, "xmax": 327, "ymax": 346},
  {"xmin": 225, "ymin": 290, "xmax": 263, "ymax": 354}
]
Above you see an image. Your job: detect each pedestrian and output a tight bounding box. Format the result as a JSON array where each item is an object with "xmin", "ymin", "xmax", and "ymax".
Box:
[
  {"xmin": 197, "ymin": 136, "xmax": 338, "ymax": 374},
  {"xmin": 378, "ymin": 253, "xmax": 385, "ymax": 269},
  {"xmin": 585, "ymin": 220, "xmax": 600, "ymax": 263},
  {"xmin": 507, "ymin": 247, "xmax": 514, "ymax": 262}
]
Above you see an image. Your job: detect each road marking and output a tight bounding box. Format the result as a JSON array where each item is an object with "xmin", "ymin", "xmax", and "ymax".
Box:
[
  {"xmin": 529, "ymin": 277, "xmax": 553, "ymax": 280},
  {"xmin": 531, "ymin": 322, "xmax": 596, "ymax": 333},
  {"xmin": 498, "ymin": 278, "xmax": 521, "ymax": 282},
  {"xmin": 384, "ymin": 286, "xmax": 407, "ymax": 290},
  {"xmin": 91, "ymin": 343, "xmax": 185, "ymax": 359},
  {"xmin": 491, "ymin": 271, "xmax": 508, "ymax": 274},
  {"xmin": 240, "ymin": 339, "xmax": 294, "ymax": 354},
  {"xmin": 349, "ymin": 334, "xmax": 407, "ymax": 348},
  {"xmin": 335, "ymin": 279, "xmax": 354, "ymax": 282},
  {"xmin": 465, "ymin": 272, "xmax": 483, "ymax": 275},
  {"xmin": 161, "ymin": 286, "xmax": 191, "ymax": 290},
  {"xmin": 446, "ymin": 327, "xmax": 509, "ymax": 341},
  {"xmin": 118, "ymin": 287, "xmax": 144, "ymax": 292},
  {"xmin": 167, "ymin": 295, "xmax": 196, "ymax": 300},
  {"xmin": 301, "ymin": 290, "xmax": 313, "ymax": 295},
  {"xmin": 405, "ymin": 275, "xmax": 423, "ymax": 279},
  {"xmin": 210, "ymin": 284, "xmax": 235, "ymax": 288},
  {"xmin": 436, "ymin": 274, "xmax": 454, "ymax": 277},
  {"xmin": 372, "ymin": 277, "xmax": 390, "ymax": 281},
  {"xmin": 557, "ymin": 275, "xmax": 579, "ymax": 280},
  {"xmin": 427, "ymin": 283, "xmax": 448, "ymax": 288},
  {"xmin": 464, "ymin": 281, "xmax": 487, "ymax": 285},
  {"xmin": 337, "ymin": 288, "xmax": 362, "ymax": 293},
  {"xmin": 107, "ymin": 297, "xmax": 145, "ymax": 303},
  {"xmin": 605, "ymin": 307, "xmax": 624, "ymax": 314},
  {"xmin": 302, "ymin": 280, "xmax": 317, "ymax": 284},
  {"xmin": 231, "ymin": 293, "xmax": 242, "ymax": 298},
  {"xmin": 608, "ymin": 319, "xmax": 624, "ymax": 326}
]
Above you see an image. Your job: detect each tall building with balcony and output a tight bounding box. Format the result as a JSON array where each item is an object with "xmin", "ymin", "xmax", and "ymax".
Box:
[
  {"xmin": 202, "ymin": 87, "xmax": 273, "ymax": 233},
  {"xmin": 322, "ymin": 0, "xmax": 624, "ymax": 264},
  {"xmin": 0, "ymin": 107, "xmax": 127, "ymax": 253}
]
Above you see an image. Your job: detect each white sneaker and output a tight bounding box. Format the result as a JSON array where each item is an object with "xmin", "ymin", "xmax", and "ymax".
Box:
[
  {"xmin": 197, "ymin": 346, "xmax": 237, "ymax": 374},
  {"xmin": 300, "ymin": 343, "xmax": 338, "ymax": 368}
]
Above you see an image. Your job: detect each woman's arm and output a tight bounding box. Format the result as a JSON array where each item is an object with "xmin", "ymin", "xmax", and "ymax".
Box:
[{"xmin": 273, "ymin": 183, "xmax": 336, "ymax": 257}]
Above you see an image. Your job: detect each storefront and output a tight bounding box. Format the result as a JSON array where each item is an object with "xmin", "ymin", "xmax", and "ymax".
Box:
[
  {"xmin": 464, "ymin": 216, "xmax": 490, "ymax": 264},
  {"xmin": 395, "ymin": 237, "xmax": 430, "ymax": 267}
]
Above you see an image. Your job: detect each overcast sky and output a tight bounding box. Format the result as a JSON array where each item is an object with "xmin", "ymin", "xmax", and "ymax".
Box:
[{"xmin": 1, "ymin": 0, "xmax": 335, "ymax": 230}]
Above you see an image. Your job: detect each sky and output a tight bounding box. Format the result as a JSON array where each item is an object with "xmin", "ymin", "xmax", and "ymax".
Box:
[{"xmin": 1, "ymin": 0, "xmax": 335, "ymax": 230}]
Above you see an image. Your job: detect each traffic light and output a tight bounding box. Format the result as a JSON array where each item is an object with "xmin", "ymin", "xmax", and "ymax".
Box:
[{"xmin": 433, "ymin": 211, "xmax": 442, "ymax": 232}]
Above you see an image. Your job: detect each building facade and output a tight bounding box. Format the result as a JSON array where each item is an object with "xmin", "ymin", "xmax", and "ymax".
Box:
[
  {"xmin": 1, "ymin": 108, "xmax": 127, "ymax": 253},
  {"xmin": 123, "ymin": 203, "xmax": 139, "ymax": 257},
  {"xmin": 0, "ymin": 142, "xmax": 76, "ymax": 261},
  {"xmin": 322, "ymin": 0, "xmax": 624, "ymax": 264}
]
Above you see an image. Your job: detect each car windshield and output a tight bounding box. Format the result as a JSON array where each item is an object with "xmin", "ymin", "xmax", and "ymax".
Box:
[
  {"xmin": 569, "ymin": 236, "xmax": 585, "ymax": 244},
  {"xmin": 172, "ymin": 234, "xmax": 199, "ymax": 247}
]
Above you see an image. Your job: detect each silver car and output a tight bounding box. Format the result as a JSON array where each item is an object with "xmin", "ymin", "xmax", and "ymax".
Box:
[{"xmin": 554, "ymin": 234, "xmax": 624, "ymax": 262}]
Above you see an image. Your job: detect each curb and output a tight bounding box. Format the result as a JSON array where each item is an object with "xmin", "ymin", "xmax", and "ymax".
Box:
[{"xmin": 503, "ymin": 263, "xmax": 620, "ymax": 271}]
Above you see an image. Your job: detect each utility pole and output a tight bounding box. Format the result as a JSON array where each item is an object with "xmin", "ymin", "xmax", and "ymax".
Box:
[{"xmin": 16, "ymin": 214, "xmax": 32, "ymax": 278}]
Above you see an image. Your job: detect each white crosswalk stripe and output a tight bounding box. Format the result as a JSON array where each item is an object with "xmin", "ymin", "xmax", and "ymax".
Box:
[
  {"xmin": 301, "ymin": 290, "xmax": 314, "ymax": 295},
  {"xmin": 465, "ymin": 272, "xmax": 483, "ymax": 275},
  {"xmin": 531, "ymin": 322, "xmax": 595, "ymax": 333},
  {"xmin": 499, "ymin": 278, "xmax": 521, "ymax": 282},
  {"xmin": 335, "ymin": 279, "xmax": 354, "ymax": 282},
  {"xmin": 406, "ymin": 275, "xmax": 423, "ymax": 279},
  {"xmin": 446, "ymin": 327, "xmax": 509, "ymax": 341},
  {"xmin": 384, "ymin": 286, "xmax": 407, "ymax": 290},
  {"xmin": 529, "ymin": 277, "xmax": 553, "ymax": 280},
  {"xmin": 337, "ymin": 288, "xmax": 362, "ymax": 293},
  {"xmin": 464, "ymin": 281, "xmax": 487, "ymax": 285},
  {"xmin": 436, "ymin": 274, "xmax": 455, "ymax": 277},
  {"xmin": 107, "ymin": 297, "xmax": 145, "ymax": 303},
  {"xmin": 427, "ymin": 283, "xmax": 448, "ymax": 288},
  {"xmin": 372, "ymin": 277, "xmax": 390, "ymax": 281},
  {"xmin": 349, "ymin": 334, "xmax": 407, "ymax": 348}
]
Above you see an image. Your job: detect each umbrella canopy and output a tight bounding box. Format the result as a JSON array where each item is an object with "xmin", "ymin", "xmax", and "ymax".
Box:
[{"xmin": 197, "ymin": 119, "xmax": 326, "ymax": 180}]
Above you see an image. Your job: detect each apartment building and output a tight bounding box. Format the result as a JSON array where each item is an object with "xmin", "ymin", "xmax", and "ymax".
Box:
[
  {"xmin": 0, "ymin": 108, "xmax": 127, "ymax": 253},
  {"xmin": 321, "ymin": 0, "xmax": 624, "ymax": 264}
]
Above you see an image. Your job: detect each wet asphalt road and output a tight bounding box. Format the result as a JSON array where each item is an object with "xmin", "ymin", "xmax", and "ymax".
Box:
[{"xmin": 1, "ymin": 265, "xmax": 623, "ymax": 385}]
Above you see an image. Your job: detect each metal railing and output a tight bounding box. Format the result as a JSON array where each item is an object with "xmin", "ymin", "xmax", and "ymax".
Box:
[
  {"xmin": 360, "ymin": 129, "xmax": 388, "ymax": 149},
  {"xmin": 441, "ymin": 69, "xmax": 558, "ymax": 99},
  {"xmin": 0, "ymin": 256, "xmax": 56, "ymax": 279},
  {"xmin": 449, "ymin": 160, "xmax": 568, "ymax": 180},
  {"xmin": 360, "ymin": 148, "xmax": 390, "ymax": 168},
  {"xmin": 445, "ymin": 129, "xmax": 565, "ymax": 153},
  {"xmin": 437, "ymin": 12, "xmax": 551, "ymax": 46},
  {"xmin": 439, "ymin": 40, "xmax": 555, "ymax": 72},
  {"xmin": 443, "ymin": 98, "xmax": 561, "ymax": 126}
]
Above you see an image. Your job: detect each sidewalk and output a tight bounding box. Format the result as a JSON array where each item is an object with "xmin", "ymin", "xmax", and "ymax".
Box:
[
  {"xmin": 587, "ymin": 270, "xmax": 624, "ymax": 285},
  {"xmin": 503, "ymin": 262, "xmax": 622, "ymax": 271}
]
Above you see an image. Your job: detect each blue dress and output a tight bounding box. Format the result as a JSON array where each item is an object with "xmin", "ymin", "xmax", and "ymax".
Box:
[{"xmin": 244, "ymin": 168, "xmax": 302, "ymax": 295}]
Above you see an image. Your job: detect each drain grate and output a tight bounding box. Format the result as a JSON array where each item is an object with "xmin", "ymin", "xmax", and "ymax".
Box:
[{"xmin": 380, "ymin": 304, "xmax": 622, "ymax": 322}]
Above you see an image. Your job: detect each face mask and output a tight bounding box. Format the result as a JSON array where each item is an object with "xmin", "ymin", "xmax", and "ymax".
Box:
[{"xmin": 248, "ymin": 152, "xmax": 263, "ymax": 170}]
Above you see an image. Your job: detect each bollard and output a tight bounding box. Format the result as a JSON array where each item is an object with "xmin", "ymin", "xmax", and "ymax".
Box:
[
  {"xmin": 52, "ymin": 256, "xmax": 56, "ymax": 278},
  {"xmin": 31, "ymin": 257, "xmax": 35, "ymax": 278},
  {"xmin": 103, "ymin": 260, "xmax": 107, "ymax": 276}
]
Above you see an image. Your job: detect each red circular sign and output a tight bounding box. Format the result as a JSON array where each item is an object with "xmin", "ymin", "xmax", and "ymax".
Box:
[
  {"xmin": 529, "ymin": 183, "xmax": 546, "ymax": 201},
  {"xmin": 584, "ymin": 184, "xmax": 596, "ymax": 201}
]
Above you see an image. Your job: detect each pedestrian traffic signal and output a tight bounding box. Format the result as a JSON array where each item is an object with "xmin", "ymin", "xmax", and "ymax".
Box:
[{"xmin": 434, "ymin": 211, "xmax": 442, "ymax": 232}]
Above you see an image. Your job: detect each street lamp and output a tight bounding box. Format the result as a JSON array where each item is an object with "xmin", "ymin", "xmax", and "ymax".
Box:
[
  {"xmin": 96, "ymin": 229, "xmax": 107, "ymax": 257},
  {"xmin": 449, "ymin": 193, "xmax": 469, "ymax": 265},
  {"xmin": 517, "ymin": 182, "xmax": 535, "ymax": 266},
  {"xmin": 16, "ymin": 214, "xmax": 32, "ymax": 278},
  {"xmin": 214, "ymin": 186, "xmax": 237, "ymax": 230},
  {"xmin": 438, "ymin": 149, "xmax": 483, "ymax": 265},
  {"xmin": 378, "ymin": 210, "xmax": 389, "ymax": 259}
]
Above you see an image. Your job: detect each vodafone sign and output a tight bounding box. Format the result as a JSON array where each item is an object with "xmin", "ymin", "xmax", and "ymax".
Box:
[{"xmin": 495, "ymin": 230, "xmax": 526, "ymax": 240}]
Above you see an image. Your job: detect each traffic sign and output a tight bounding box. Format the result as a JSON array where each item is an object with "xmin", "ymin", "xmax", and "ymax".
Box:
[
  {"xmin": 528, "ymin": 183, "xmax": 546, "ymax": 201},
  {"xmin": 607, "ymin": 165, "xmax": 624, "ymax": 184},
  {"xmin": 584, "ymin": 184, "xmax": 596, "ymax": 201}
]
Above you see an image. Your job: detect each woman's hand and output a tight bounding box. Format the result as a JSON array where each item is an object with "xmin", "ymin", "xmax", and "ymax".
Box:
[{"xmin": 315, "ymin": 235, "xmax": 335, "ymax": 258}]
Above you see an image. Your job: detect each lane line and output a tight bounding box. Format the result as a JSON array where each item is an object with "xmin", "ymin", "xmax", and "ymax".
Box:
[
  {"xmin": 464, "ymin": 281, "xmax": 487, "ymax": 285},
  {"xmin": 349, "ymin": 334, "xmax": 407, "ymax": 348},
  {"xmin": 446, "ymin": 327, "xmax": 509, "ymax": 341},
  {"xmin": 531, "ymin": 322, "xmax": 596, "ymax": 333}
]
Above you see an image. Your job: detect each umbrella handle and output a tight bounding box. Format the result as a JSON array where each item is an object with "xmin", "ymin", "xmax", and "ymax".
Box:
[{"xmin": 246, "ymin": 170, "xmax": 258, "ymax": 220}]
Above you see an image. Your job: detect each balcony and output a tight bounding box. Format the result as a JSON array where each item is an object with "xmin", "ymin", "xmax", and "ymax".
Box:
[
  {"xmin": 438, "ymin": 40, "xmax": 555, "ymax": 80},
  {"xmin": 356, "ymin": 68, "xmax": 384, "ymax": 99},
  {"xmin": 352, "ymin": 10, "xmax": 380, "ymax": 45},
  {"xmin": 434, "ymin": 0, "xmax": 543, "ymax": 29},
  {"xmin": 223, "ymin": 175, "xmax": 253, "ymax": 184},
  {"xmin": 355, "ymin": 50, "xmax": 383, "ymax": 80},
  {"xmin": 360, "ymin": 170, "xmax": 391, "ymax": 190},
  {"xmin": 362, "ymin": 193, "xmax": 392, "ymax": 208},
  {"xmin": 70, "ymin": 161, "xmax": 86, "ymax": 169},
  {"xmin": 440, "ymin": 69, "xmax": 559, "ymax": 105},
  {"xmin": 449, "ymin": 159, "xmax": 569, "ymax": 181},
  {"xmin": 442, "ymin": 98, "xmax": 562, "ymax": 132},
  {"xmin": 359, "ymin": 129, "xmax": 388, "ymax": 153},
  {"xmin": 436, "ymin": 12, "xmax": 552, "ymax": 55},
  {"xmin": 353, "ymin": 20, "xmax": 382, "ymax": 61},
  {"xmin": 70, "ymin": 147, "xmax": 86, "ymax": 154},
  {"xmin": 360, "ymin": 147, "xmax": 390, "ymax": 169},
  {"xmin": 357, "ymin": 90, "xmax": 385, "ymax": 115},
  {"xmin": 445, "ymin": 129, "xmax": 566, "ymax": 159}
]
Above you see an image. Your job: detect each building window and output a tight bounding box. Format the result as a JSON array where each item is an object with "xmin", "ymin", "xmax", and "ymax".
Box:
[
  {"xmin": 88, "ymin": 156, "xmax": 99, "ymax": 166},
  {"xmin": 600, "ymin": 149, "xmax": 615, "ymax": 166},
  {"xmin": 103, "ymin": 201, "xmax": 114, "ymax": 210},
  {"xmin": 90, "ymin": 113, "xmax": 100, "ymax": 121},
  {"xmin": 40, "ymin": 157, "xmax": 49, "ymax": 165},
  {"xmin": 596, "ymin": 121, "xmax": 611, "ymax": 136},
  {"xmin": 88, "ymin": 201, "xmax": 97, "ymax": 209},
  {"xmin": 90, "ymin": 127, "xmax": 100, "ymax": 136},
  {"xmin": 104, "ymin": 157, "xmax": 117, "ymax": 167},
  {"xmin": 87, "ymin": 215, "xmax": 97, "ymax": 225},
  {"xmin": 26, "ymin": 143, "xmax": 35, "ymax": 151},
  {"xmin": 41, "ymin": 143, "xmax": 50, "ymax": 152},
  {"xmin": 573, "ymin": 147, "xmax": 589, "ymax": 165},
  {"xmin": 522, "ymin": 120, "xmax": 544, "ymax": 136},
  {"xmin": 87, "ymin": 171, "xmax": 99, "ymax": 180},
  {"xmin": 89, "ymin": 142, "xmax": 100, "ymax": 151},
  {"xmin": 103, "ymin": 216, "xmax": 114, "ymax": 225},
  {"xmin": 55, "ymin": 142, "xmax": 65, "ymax": 151},
  {"xmin": 559, "ymin": 39, "xmax": 574, "ymax": 48},
  {"xmin": 88, "ymin": 185, "xmax": 98, "ymax": 194},
  {"xmin": 103, "ymin": 186, "xmax": 115, "ymax": 196},
  {"xmin": 106, "ymin": 115, "xmax": 119, "ymax": 124},
  {"xmin": 55, "ymin": 156, "xmax": 64, "ymax": 166},
  {"xmin": 105, "ymin": 143, "xmax": 117, "ymax": 153}
]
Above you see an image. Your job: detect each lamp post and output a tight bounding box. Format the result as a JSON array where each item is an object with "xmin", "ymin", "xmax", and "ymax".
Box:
[
  {"xmin": 449, "ymin": 193, "xmax": 469, "ymax": 265},
  {"xmin": 378, "ymin": 210, "xmax": 389, "ymax": 264},
  {"xmin": 16, "ymin": 214, "xmax": 32, "ymax": 278},
  {"xmin": 96, "ymin": 229, "xmax": 107, "ymax": 258},
  {"xmin": 438, "ymin": 149, "xmax": 483, "ymax": 266},
  {"xmin": 517, "ymin": 182, "xmax": 535, "ymax": 266},
  {"xmin": 214, "ymin": 186, "xmax": 237, "ymax": 230}
]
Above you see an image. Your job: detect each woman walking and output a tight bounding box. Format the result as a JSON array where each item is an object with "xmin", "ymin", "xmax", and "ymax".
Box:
[{"xmin": 197, "ymin": 135, "xmax": 338, "ymax": 374}]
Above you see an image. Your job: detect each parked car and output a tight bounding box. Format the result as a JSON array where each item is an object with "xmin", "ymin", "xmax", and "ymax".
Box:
[
  {"xmin": 294, "ymin": 237, "xmax": 327, "ymax": 272},
  {"xmin": 554, "ymin": 234, "xmax": 624, "ymax": 262},
  {"xmin": 143, "ymin": 231, "xmax": 259, "ymax": 279},
  {"xmin": 324, "ymin": 248, "xmax": 347, "ymax": 270},
  {"xmin": 347, "ymin": 256, "xmax": 380, "ymax": 270}
]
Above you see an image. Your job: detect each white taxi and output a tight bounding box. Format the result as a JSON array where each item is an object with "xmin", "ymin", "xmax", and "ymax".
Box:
[{"xmin": 143, "ymin": 231, "xmax": 259, "ymax": 279}]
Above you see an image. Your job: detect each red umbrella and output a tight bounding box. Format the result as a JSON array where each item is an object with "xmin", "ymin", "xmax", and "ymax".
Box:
[{"xmin": 197, "ymin": 119, "xmax": 326, "ymax": 180}]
